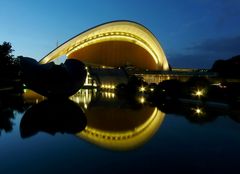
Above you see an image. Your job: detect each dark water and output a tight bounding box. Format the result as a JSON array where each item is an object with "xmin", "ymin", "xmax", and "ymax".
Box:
[{"xmin": 0, "ymin": 90, "xmax": 240, "ymax": 174}]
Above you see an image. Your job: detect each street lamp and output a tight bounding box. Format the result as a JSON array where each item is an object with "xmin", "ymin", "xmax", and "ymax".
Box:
[
  {"xmin": 193, "ymin": 89, "xmax": 204, "ymax": 98},
  {"xmin": 139, "ymin": 86, "xmax": 146, "ymax": 92}
]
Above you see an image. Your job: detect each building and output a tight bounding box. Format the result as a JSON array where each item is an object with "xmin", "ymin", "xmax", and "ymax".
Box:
[{"xmin": 40, "ymin": 20, "xmax": 169, "ymax": 71}]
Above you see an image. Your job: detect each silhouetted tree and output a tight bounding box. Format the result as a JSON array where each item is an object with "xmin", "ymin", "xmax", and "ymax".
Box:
[
  {"xmin": 186, "ymin": 76, "xmax": 210, "ymax": 88},
  {"xmin": 147, "ymin": 79, "xmax": 184, "ymax": 104},
  {"xmin": 0, "ymin": 42, "xmax": 23, "ymax": 93},
  {"xmin": 116, "ymin": 75, "xmax": 145, "ymax": 96},
  {"xmin": 211, "ymin": 55, "xmax": 240, "ymax": 77},
  {"xmin": 0, "ymin": 42, "xmax": 14, "ymax": 67},
  {"xmin": 127, "ymin": 75, "xmax": 144, "ymax": 92},
  {"xmin": 157, "ymin": 79, "xmax": 184, "ymax": 99}
]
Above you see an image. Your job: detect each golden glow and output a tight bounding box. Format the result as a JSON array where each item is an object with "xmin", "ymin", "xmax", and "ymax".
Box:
[
  {"xmin": 196, "ymin": 90, "xmax": 203, "ymax": 96},
  {"xmin": 76, "ymin": 107, "xmax": 165, "ymax": 151},
  {"xmin": 65, "ymin": 31, "xmax": 159, "ymax": 64},
  {"xmin": 192, "ymin": 107, "xmax": 205, "ymax": 116},
  {"xmin": 22, "ymin": 89, "xmax": 46, "ymax": 104},
  {"xmin": 139, "ymin": 86, "xmax": 146, "ymax": 92},
  {"xmin": 101, "ymin": 84, "xmax": 115, "ymax": 90},
  {"xmin": 70, "ymin": 89, "xmax": 96, "ymax": 110},
  {"xmin": 40, "ymin": 21, "xmax": 169, "ymax": 70},
  {"xmin": 101, "ymin": 91, "xmax": 116, "ymax": 99},
  {"xmin": 193, "ymin": 89, "xmax": 204, "ymax": 97},
  {"xmin": 23, "ymin": 88, "xmax": 165, "ymax": 151},
  {"xmin": 195, "ymin": 108, "xmax": 202, "ymax": 114},
  {"xmin": 139, "ymin": 96, "xmax": 145, "ymax": 104}
]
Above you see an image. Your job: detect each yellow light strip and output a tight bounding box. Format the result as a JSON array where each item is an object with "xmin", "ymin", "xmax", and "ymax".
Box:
[
  {"xmin": 77, "ymin": 108, "xmax": 159, "ymax": 141},
  {"xmin": 65, "ymin": 31, "xmax": 159, "ymax": 64}
]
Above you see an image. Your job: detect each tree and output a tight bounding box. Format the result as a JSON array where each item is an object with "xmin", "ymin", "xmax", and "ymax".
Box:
[
  {"xmin": 211, "ymin": 55, "xmax": 240, "ymax": 77},
  {"xmin": 0, "ymin": 42, "xmax": 23, "ymax": 93},
  {"xmin": 0, "ymin": 42, "xmax": 14, "ymax": 67}
]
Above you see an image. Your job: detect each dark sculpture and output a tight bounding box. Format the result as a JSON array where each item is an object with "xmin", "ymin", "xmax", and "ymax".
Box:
[{"xmin": 20, "ymin": 57, "xmax": 87, "ymax": 97}]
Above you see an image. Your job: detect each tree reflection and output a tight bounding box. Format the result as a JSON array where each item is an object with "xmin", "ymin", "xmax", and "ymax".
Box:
[
  {"xmin": 145, "ymin": 76, "xmax": 240, "ymax": 124},
  {"xmin": 154, "ymin": 98, "xmax": 240, "ymax": 124},
  {"xmin": 20, "ymin": 99, "xmax": 87, "ymax": 138},
  {"xmin": 0, "ymin": 95, "xmax": 26, "ymax": 135},
  {"xmin": 155, "ymin": 100, "xmax": 218, "ymax": 124},
  {"xmin": 0, "ymin": 108, "xmax": 14, "ymax": 134}
]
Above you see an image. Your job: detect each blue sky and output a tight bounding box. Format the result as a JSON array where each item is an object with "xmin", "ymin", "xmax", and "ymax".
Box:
[{"xmin": 1, "ymin": 0, "xmax": 240, "ymax": 68}]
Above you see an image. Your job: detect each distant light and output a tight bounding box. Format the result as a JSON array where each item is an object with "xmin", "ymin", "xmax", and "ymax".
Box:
[
  {"xmin": 195, "ymin": 108, "xmax": 202, "ymax": 114},
  {"xmin": 192, "ymin": 107, "xmax": 204, "ymax": 116},
  {"xmin": 212, "ymin": 82, "xmax": 227, "ymax": 88},
  {"xmin": 150, "ymin": 88, "xmax": 154, "ymax": 92},
  {"xmin": 111, "ymin": 93, "xmax": 115, "ymax": 98},
  {"xmin": 219, "ymin": 83, "xmax": 227, "ymax": 88},
  {"xmin": 139, "ymin": 96, "xmax": 145, "ymax": 104},
  {"xmin": 193, "ymin": 89, "xmax": 204, "ymax": 97},
  {"xmin": 101, "ymin": 84, "xmax": 116, "ymax": 89},
  {"xmin": 139, "ymin": 86, "xmax": 146, "ymax": 92},
  {"xmin": 196, "ymin": 90, "xmax": 203, "ymax": 96}
]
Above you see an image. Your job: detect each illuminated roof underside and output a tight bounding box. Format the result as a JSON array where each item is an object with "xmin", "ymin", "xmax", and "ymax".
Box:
[{"xmin": 41, "ymin": 21, "xmax": 169, "ymax": 70}]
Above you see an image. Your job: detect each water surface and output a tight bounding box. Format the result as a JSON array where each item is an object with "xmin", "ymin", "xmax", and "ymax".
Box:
[{"xmin": 0, "ymin": 90, "xmax": 240, "ymax": 174}]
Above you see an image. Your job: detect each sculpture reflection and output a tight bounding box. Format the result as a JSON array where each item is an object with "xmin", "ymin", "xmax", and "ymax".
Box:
[
  {"xmin": 73, "ymin": 91, "xmax": 165, "ymax": 151},
  {"xmin": 20, "ymin": 99, "xmax": 87, "ymax": 138}
]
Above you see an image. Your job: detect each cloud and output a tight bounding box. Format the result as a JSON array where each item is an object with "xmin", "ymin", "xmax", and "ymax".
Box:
[{"xmin": 188, "ymin": 35, "xmax": 240, "ymax": 55}]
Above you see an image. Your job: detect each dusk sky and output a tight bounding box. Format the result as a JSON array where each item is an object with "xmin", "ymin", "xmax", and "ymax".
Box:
[{"xmin": 1, "ymin": 0, "xmax": 240, "ymax": 68}]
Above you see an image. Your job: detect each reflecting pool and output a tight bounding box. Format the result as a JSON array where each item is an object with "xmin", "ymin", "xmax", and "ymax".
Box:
[{"xmin": 0, "ymin": 89, "xmax": 240, "ymax": 174}]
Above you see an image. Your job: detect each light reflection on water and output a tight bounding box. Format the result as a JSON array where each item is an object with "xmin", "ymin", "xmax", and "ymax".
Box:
[
  {"xmin": 77, "ymin": 104, "xmax": 164, "ymax": 151},
  {"xmin": 70, "ymin": 89, "xmax": 165, "ymax": 150},
  {"xmin": 1, "ymin": 89, "xmax": 240, "ymax": 173},
  {"xmin": 21, "ymin": 89, "xmax": 165, "ymax": 151}
]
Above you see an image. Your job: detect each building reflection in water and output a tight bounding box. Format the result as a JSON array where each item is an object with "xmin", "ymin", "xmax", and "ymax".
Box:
[
  {"xmin": 20, "ymin": 88, "xmax": 240, "ymax": 150},
  {"xmin": 22, "ymin": 89, "xmax": 165, "ymax": 150},
  {"xmin": 70, "ymin": 89, "xmax": 165, "ymax": 151},
  {"xmin": 69, "ymin": 89, "xmax": 97, "ymax": 110}
]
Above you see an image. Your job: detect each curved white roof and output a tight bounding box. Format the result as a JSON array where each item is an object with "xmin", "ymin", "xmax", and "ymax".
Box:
[{"xmin": 40, "ymin": 20, "xmax": 169, "ymax": 70}]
